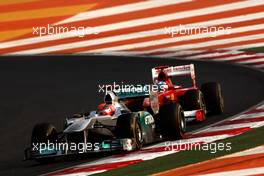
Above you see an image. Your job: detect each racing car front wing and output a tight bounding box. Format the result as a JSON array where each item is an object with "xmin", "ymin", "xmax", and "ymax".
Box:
[{"xmin": 24, "ymin": 138, "xmax": 136, "ymax": 161}]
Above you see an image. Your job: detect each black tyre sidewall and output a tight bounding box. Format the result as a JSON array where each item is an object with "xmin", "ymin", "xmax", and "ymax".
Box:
[
  {"xmin": 201, "ymin": 82, "xmax": 224, "ymax": 114},
  {"xmin": 116, "ymin": 113, "xmax": 143, "ymax": 149},
  {"xmin": 159, "ymin": 103, "xmax": 185, "ymax": 139},
  {"xmin": 31, "ymin": 123, "xmax": 58, "ymax": 163},
  {"xmin": 182, "ymin": 90, "xmax": 206, "ymax": 110},
  {"xmin": 31, "ymin": 123, "xmax": 58, "ymax": 145}
]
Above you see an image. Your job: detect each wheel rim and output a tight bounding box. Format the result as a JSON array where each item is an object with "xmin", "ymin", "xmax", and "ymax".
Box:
[
  {"xmin": 199, "ymin": 93, "xmax": 206, "ymax": 111},
  {"xmin": 48, "ymin": 129, "xmax": 58, "ymax": 143},
  {"xmin": 199, "ymin": 92, "xmax": 206, "ymax": 119},
  {"xmin": 135, "ymin": 123, "xmax": 143, "ymax": 144},
  {"xmin": 180, "ymin": 111, "xmax": 186, "ymax": 132},
  {"xmin": 218, "ymin": 86, "xmax": 224, "ymax": 112}
]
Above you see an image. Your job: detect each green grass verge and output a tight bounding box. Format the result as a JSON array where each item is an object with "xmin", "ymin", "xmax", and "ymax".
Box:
[
  {"xmin": 97, "ymin": 126, "xmax": 264, "ymax": 176},
  {"xmin": 242, "ymin": 47, "xmax": 264, "ymax": 53}
]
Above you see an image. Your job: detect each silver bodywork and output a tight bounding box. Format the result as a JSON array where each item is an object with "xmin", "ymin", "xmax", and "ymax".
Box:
[{"xmin": 63, "ymin": 101, "xmax": 128, "ymax": 133}]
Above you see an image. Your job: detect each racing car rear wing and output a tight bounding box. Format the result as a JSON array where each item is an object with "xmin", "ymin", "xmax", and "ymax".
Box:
[{"xmin": 151, "ymin": 64, "xmax": 196, "ymax": 87}]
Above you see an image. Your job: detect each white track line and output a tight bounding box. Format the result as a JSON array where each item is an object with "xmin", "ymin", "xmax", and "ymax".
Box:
[
  {"xmin": 205, "ymin": 121, "xmax": 264, "ymax": 133},
  {"xmin": 211, "ymin": 54, "xmax": 260, "ymax": 61},
  {"xmin": 8, "ymin": 11, "xmax": 264, "ymax": 54},
  {"xmin": 187, "ymin": 52, "xmax": 232, "ymax": 59},
  {"xmin": 224, "ymin": 43, "xmax": 264, "ymax": 50},
  {"xmin": 63, "ymin": 170, "xmax": 107, "ymax": 176},
  {"xmin": 1, "ymin": 0, "xmax": 264, "ymax": 51},
  {"xmin": 82, "ymin": 32, "xmax": 264, "ymax": 54},
  {"xmin": 200, "ymin": 167, "xmax": 264, "ymax": 176},
  {"xmin": 144, "ymin": 134, "xmax": 232, "ymax": 149},
  {"xmin": 156, "ymin": 50, "xmax": 206, "ymax": 57},
  {"xmin": 221, "ymin": 145, "xmax": 264, "ymax": 158},
  {"xmin": 257, "ymin": 104, "xmax": 264, "ymax": 109},
  {"xmin": 237, "ymin": 58, "xmax": 264, "ymax": 64},
  {"xmin": 234, "ymin": 112, "xmax": 264, "ymax": 120},
  {"xmin": 166, "ymin": 50, "xmax": 247, "ymax": 59},
  {"xmin": 88, "ymin": 50, "xmax": 264, "ymax": 67},
  {"xmin": 157, "ymin": 50, "xmax": 224, "ymax": 58},
  {"xmin": 57, "ymin": 0, "xmax": 193, "ymax": 25}
]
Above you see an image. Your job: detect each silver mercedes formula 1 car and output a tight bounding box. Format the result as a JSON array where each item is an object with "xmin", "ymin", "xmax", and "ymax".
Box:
[{"xmin": 24, "ymin": 91, "xmax": 170, "ymax": 162}]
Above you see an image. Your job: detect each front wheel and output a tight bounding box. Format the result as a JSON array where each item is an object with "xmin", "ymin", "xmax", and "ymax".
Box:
[
  {"xmin": 31, "ymin": 123, "xmax": 58, "ymax": 163},
  {"xmin": 116, "ymin": 113, "xmax": 143, "ymax": 149},
  {"xmin": 31, "ymin": 123, "xmax": 58, "ymax": 144}
]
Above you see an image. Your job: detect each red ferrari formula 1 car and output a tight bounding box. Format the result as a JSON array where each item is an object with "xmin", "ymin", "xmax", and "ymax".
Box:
[{"xmin": 140, "ymin": 64, "xmax": 224, "ymax": 139}]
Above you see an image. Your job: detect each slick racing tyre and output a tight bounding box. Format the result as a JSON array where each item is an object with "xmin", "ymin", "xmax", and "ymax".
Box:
[
  {"xmin": 116, "ymin": 113, "xmax": 143, "ymax": 149},
  {"xmin": 181, "ymin": 90, "xmax": 206, "ymax": 121},
  {"xmin": 31, "ymin": 123, "xmax": 58, "ymax": 144},
  {"xmin": 182, "ymin": 90, "xmax": 206, "ymax": 110},
  {"xmin": 159, "ymin": 103, "xmax": 186, "ymax": 139},
  {"xmin": 31, "ymin": 123, "xmax": 58, "ymax": 163},
  {"xmin": 201, "ymin": 82, "xmax": 224, "ymax": 114}
]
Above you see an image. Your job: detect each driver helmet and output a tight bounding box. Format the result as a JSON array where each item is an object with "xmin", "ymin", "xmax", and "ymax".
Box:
[
  {"xmin": 157, "ymin": 81, "xmax": 169, "ymax": 92},
  {"xmin": 157, "ymin": 71, "xmax": 168, "ymax": 82}
]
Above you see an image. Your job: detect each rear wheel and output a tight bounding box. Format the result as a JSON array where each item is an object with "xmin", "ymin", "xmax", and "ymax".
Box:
[
  {"xmin": 159, "ymin": 103, "xmax": 186, "ymax": 139},
  {"xmin": 181, "ymin": 90, "xmax": 206, "ymax": 121},
  {"xmin": 201, "ymin": 82, "xmax": 224, "ymax": 114},
  {"xmin": 116, "ymin": 113, "xmax": 143, "ymax": 149}
]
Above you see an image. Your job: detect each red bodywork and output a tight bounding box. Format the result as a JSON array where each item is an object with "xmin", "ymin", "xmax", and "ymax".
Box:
[
  {"xmin": 144, "ymin": 64, "xmax": 205, "ymax": 121},
  {"xmin": 156, "ymin": 87, "xmax": 197, "ymax": 106},
  {"xmin": 145, "ymin": 65, "xmax": 197, "ymax": 107}
]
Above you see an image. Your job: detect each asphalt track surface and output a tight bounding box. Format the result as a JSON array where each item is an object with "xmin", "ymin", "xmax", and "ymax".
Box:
[{"xmin": 0, "ymin": 55, "xmax": 264, "ymax": 176}]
